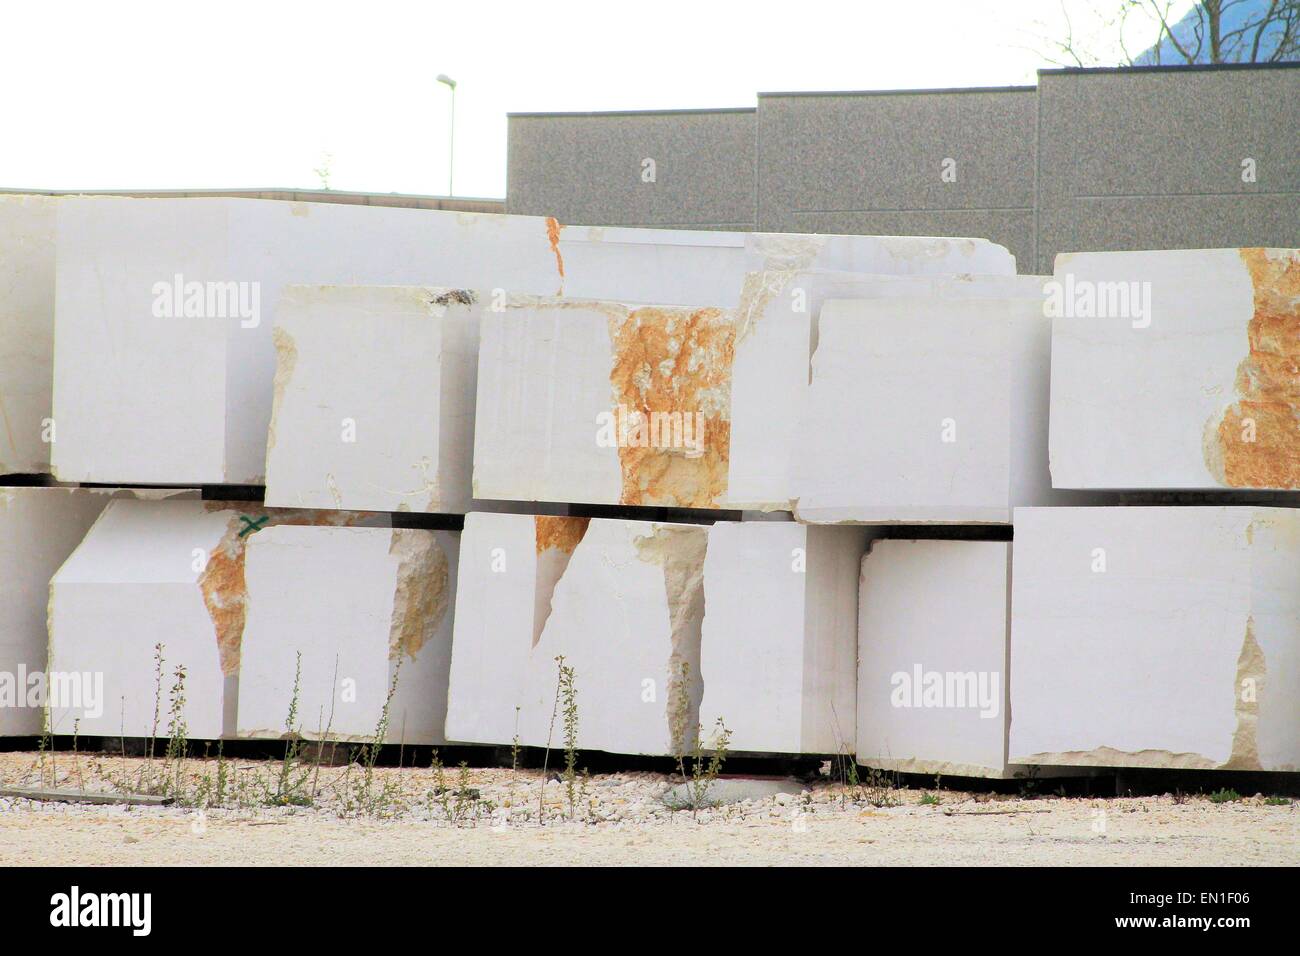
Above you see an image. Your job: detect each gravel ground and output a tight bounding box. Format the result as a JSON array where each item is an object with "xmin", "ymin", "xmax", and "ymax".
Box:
[{"xmin": 0, "ymin": 752, "xmax": 1294, "ymax": 866}]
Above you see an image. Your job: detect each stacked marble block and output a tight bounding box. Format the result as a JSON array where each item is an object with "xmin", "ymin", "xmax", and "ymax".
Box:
[
  {"xmin": 456, "ymin": 240, "xmax": 1100, "ymax": 760},
  {"xmin": 7, "ymin": 191, "xmax": 1034, "ymax": 756},
  {"xmin": 1005, "ymin": 247, "xmax": 1300, "ymax": 774},
  {"xmin": 859, "ymin": 248, "xmax": 1300, "ymax": 778}
]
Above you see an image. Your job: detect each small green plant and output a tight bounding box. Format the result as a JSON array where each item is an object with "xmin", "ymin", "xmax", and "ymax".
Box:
[
  {"xmin": 668, "ymin": 659, "xmax": 692, "ymax": 780},
  {"xmin": 665, "ymin": 717, "xmax": 732, "ymax": 817},
  {"xmin": 510, "ymin": 706, "xmax": 521, "ymax": 772},
  {"xmin": 214, "ymin": 741, "xmax": 229, "ymax": 806},
  {"xmin": 36, "ymin": 705, "xmax": 54, "ymax": 788},
  {"xmin": 557, "ymin": 658, "xmax": 579, "ymax": 819},
  {"xmin": 1208, "ymin": 788, "xmax": 1242, "ymax": 804},
  {"xmin": 1263, "ymin": 795, "xmax": 1291, "ymax": 806},
  {"xmin": 425, "ymin": 751, "xmax": 491, "ymax": 826},
  {"xmin": 862, "ymin": 766, "xmax": 900, "ymax": 808},
  {"xmin": 267, "ymin": 653, "xmax": 311, "ymax": 807},
  {"xmin": 162, "ymin": 663, "xmax": 189, "ymax": 798},
  {"xmin": 144, "ymin": 643, "xmax": 164, "ymax": 788},
  {"xmin": 537, "ymin": 655, "xmax": 567, "ymax": 821},
  {"xmin": 347, "ymin": 663, "xmax": 401, "ymax": 817},
  {"xmin": 920, "ymin": 792, "xmax": 941, "ymax": 806}
]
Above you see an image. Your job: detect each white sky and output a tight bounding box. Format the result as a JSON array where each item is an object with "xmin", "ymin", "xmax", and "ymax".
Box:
[{"xmin": 2, "ymin": 0, "xmax": 1193, "ymax": 198}]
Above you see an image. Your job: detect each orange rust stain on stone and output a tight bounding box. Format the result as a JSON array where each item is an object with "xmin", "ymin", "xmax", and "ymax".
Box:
[
  {"xmin": 200, "ymin": 518, "xmax": 248, "ymax": 677},
  {"xmin": 608, "ymin": 306, "xmax": 735, "ymax": 508},
  {"xmin": 1214, "ymin": 249, "xmax": 1300, "ymax": 488},
  {"xmin": 534, "ymin": 515, "xmax": 590, "ymax": 555},
  {"xmin": 546, "ymin": 217, "xmax": 565, "ymax": 280},
  {"xmin": 198, "ymin": 506, "xmax": 376, "ymax": 674}
]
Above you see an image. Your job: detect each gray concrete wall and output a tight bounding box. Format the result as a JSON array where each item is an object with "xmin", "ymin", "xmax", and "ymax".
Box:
[
  {"xmin": 756, "ymin": 88, "xmax": 1037, "ymax": 272},
  {"xmin": 506, "ymin": 108, "xmax": 756, "ymax": 229},
  {"xmin": 503, "ymin": 64, "xmax": 1299, "ymax": 275},
  {"xmin": 1034, "ymin": 64, "xmax": 1300, "ymax": 273}
]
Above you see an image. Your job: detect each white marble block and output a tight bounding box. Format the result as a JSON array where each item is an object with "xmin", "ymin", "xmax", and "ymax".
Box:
[
  {"xmin": 237, "ymin": 525, "xmax": 458, "ymax": 745},
  {"xmin": 0, "ymin": 195, "xmax": 56, "ymax": 475},
  {"xmin": 1049, "ymin": 248, "xmax": 1300, "ymax": 491},
  {"xmin": 0, "ymin": 487, "xmax": 191, "ymax": 734},
  {"xmin": 49, "ymin": 499, "xmax": 235, "ymax": 738},
  {"xmin": 858, "ymin": 539, "xmax": 1013, "ymax": 778},
  {"xmin": 446, "ymin": 512, "xmax": 706, "ymax": 756},
  {"xmin": 48, "ymin": 498, "xmax": 382, "ymax": 738},
  {"xmin": 263, "ymin": 285, "xmax": 489, "ymax": 513},
  {"xmin": 730, "ymin": 272, "xmax": 1050, "ymax": 512},
  {"xmin": 794, "ymin": 288, "xmax": 1059, "ymax": 523},
  {"xmin": 1010, "ymin": 506, "xmax": 1300, "ymax": 771},
  {"xmin": 697, "ymin": 522, "xmax": 865, "ymax": 754}
]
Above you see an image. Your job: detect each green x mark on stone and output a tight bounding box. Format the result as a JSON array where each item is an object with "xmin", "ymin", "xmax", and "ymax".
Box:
[{"xmin": 238, "ymin": 516, "xmax": 269, "ymax": 538}]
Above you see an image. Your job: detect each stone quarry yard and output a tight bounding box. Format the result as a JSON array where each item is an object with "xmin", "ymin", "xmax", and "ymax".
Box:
[{"xmin": 0, "ymin": 752, "xmax": 1294, "ymax": 866}]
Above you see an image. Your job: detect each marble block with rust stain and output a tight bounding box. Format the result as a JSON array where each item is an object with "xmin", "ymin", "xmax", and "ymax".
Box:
[
  {"xmin": 1009, "ymin": 506, "xmax": 1300, "ymax": 771},
  {"xmin": 1049, "ymin": 248, "xmax": 1300, "ymax": 491},
  {"xmin": 236, "ymin": 525, "xmax": 458, "ymax": 745},
  {"xmin": 473, "ymin": 241, "xmax": 1016, "ymax": 513},
  {"xmin": 264, "ymin": 285, "xmax": 487, "ymax": 513},
  {"xmin": 697, "ymin": 522, "xmax": 866, "ymax": 754},
  {"xmin": 49, "ymin": 195, "xmax": 1012, "ymax": 487},
  {"xmin": 858, "ymin": 539, "xmax": 1015, "ymax": 778},
  {"xmin": 0, "ymin": 195, "xmax": 56, "ymax": 475},
  {"xmin": 0, "ymin": 487, "xmax": 194, "ymax": 735},
  {"xmin": 794, "ymin": 287, "xmax": 1063, "ymax": 523},
  {"xmin": 47, "ymin": 498, "xmax": 383, "ymax": 739},
  {"xmin": 446, "ymin": 512, "xmax": 705, "ymax": 756}
]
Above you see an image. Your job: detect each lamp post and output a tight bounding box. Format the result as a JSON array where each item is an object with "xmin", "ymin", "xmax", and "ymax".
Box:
[{"xmin": 436, "ymin": 74, "xmax": 457, "ymax": 196}]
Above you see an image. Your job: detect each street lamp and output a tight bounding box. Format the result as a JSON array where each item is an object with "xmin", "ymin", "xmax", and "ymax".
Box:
[{"xmin": 436, "ymin": 74, "xmax": 457, "ymax": 196}]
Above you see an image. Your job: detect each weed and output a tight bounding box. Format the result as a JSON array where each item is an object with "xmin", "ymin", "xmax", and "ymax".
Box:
[
  {"xmin": 862, "ymin": 767, "xmax": 901, "ymax": 808},
  {"xmin": 664, "ymin": 717, "xmax": 732, "ymax": 816},
  {"xmin": 267, "ymin": 653, "xmax": 312, "ymax": 807},
  {"xmin": 557, "ymin": 658, "xmax": 579, "ymax": 819},
  {"xmin": 1263, "ymin": 796, "xmax": 1291, "ymax": 806},
  {"xmin": 538, "ymin": 655, "xmax": 566, "ymax": 821},
  {"xmin": 162, "ymin": 664, "xmax": 188, "ymax": 798},
  {"xmin": 1207, "ymin": 788, "xmax": 1241, "ymax": 804}
]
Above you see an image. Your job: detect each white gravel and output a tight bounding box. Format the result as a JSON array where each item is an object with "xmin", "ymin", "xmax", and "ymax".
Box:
[{"xmin": 0, "ymin": 752, "xmax": 1293, "ymax": 866}]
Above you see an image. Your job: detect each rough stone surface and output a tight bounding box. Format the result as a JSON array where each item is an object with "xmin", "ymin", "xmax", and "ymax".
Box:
[
  {"xmin": 1050, "ymin": 248, "xmax": 1300, "ymax": 491},
  {"xmin": 237, "ymin": 525, "xmax": 458, "ymax": 745},
  {"xmin": 1010, "ymin": 506, "xmax": 1300, "ymax": 771},
  {"xmin": 0, "ymin": 195, "xmax": 56, "ymax": 475},
  {"xmin": 698, "ymin": 522, "xmax": 865, "ymax": 754},
  {"xmin": 858, "ymin": 539, "xmax": 1014, "ymax": 779}
]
